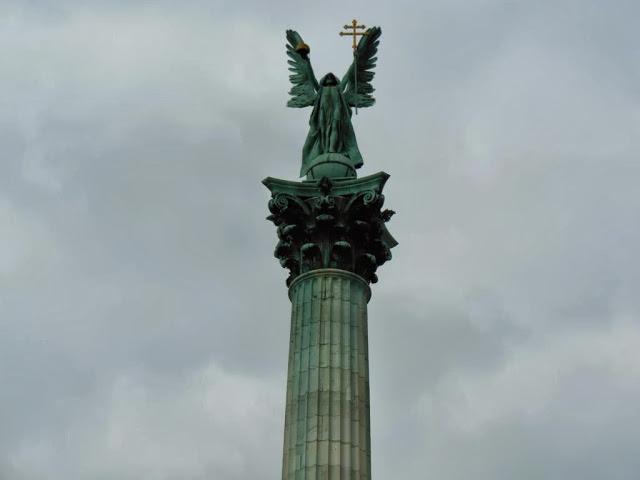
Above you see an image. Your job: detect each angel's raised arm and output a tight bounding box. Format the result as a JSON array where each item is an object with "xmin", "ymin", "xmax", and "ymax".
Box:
[
  {"xmin": 286, "ymin": 30, "xmax": 319, "ymax": 108},
  {"xmin": 341, "ymin": 26, "xmax": 381, "ymax": 108}
]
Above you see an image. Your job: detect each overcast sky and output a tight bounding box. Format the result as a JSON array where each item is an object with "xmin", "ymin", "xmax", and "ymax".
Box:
[{"xmin": 2, "ymin": 0, "xmax": 640, "ymax": 479}]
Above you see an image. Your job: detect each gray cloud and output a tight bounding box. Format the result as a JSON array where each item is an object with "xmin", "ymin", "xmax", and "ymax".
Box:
[{"xmin": 1, "ymin": 0, "xmax": 639, "ymax": 478}]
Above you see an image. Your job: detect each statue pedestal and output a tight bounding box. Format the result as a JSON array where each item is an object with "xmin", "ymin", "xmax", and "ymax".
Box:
[{"xmin": 264, "ymin": 173, "xmax": 397, "ymax": 479}]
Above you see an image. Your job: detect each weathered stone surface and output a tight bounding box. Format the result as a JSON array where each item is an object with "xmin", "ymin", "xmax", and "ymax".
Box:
[
  {"xmin": 282, "ymin": 269, "xmax": 372, "ymax": 480},
  {"xmin": 263, "ymin": 173, "xmax": 397, "ymax": 286}
]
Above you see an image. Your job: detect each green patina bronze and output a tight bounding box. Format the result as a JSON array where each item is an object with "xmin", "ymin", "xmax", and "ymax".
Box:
[
  {"xmin": 263, "ymin": 173, "xmax": 397, "ymax": 287},
  {"xmin": 286, "ymin": 27, "xmax": 381, "ymax": 179}
]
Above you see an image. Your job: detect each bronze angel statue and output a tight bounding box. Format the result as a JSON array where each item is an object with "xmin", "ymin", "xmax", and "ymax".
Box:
[{"xmin": 286, "ymin": 27, "xmax": 381, "ymax": 179}]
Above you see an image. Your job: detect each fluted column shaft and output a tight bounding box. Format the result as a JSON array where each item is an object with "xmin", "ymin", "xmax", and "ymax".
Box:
[{"xmin": 282, "ymin": 269, "xmax": 372, "ymax": 480}]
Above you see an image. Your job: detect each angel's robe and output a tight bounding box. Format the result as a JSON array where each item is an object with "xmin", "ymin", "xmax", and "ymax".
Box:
[{"xmin": 300, "ymin": 75, "xmax": 363, "ymax": 177}]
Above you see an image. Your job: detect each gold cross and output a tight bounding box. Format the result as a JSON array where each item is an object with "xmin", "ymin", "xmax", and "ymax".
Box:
[{"xmin": 339, "ymin": 19, "xmax": 368, "ymax": 50}]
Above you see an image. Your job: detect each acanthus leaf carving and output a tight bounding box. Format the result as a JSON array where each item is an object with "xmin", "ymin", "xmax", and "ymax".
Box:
[{"xmin": 264, "ymin": 173, "xmax": 397, "ymax": 285}]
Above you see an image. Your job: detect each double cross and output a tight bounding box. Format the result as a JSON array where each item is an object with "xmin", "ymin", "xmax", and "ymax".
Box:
[{"xmin": 339, "ymin": 19, "xmax": 368, "ymax": 50}]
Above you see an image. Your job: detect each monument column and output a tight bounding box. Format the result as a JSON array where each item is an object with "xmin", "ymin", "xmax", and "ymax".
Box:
[
  {"xmin": 265, "ymin": 21, "xmax": 392, "ymax": 480},
  {"xmin": 264, "ymin": 173, "xmax": 397, "ymax": 479}
]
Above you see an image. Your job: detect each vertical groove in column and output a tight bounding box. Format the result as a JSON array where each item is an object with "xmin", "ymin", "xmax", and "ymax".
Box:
[
  {"xmin": 302, "ymin": 276, "xmax": 315, "ymax": 477},
  {"xmin": 283, "ymin": 270, "xmax": 371, "ymax": 480},
  {"xmin": 329, "ymin": 275, "xmax": 336, "ymax": 478},
  {"xmin": 362, "ymin": 286, "xmax": 371, "ymax": 479},
  {"xmin": 342, "ymin": 276, "xmax": 352, "ymax": 479},
  {"xmin": 337, "ymin": 275, "xmax": 346, "ymax": 477},
  {"xmin": 291, "ymin": 278, "xmax": 302, "ymax": 477},
  {"xmin": 351, "ymin": 280, "xmax": 360, "ymax": 479},
  {"xmin": 291, "ymin": 278, "xmax": 299, "ymax": 478},
  {"xmin": 356, "ymin": 279, "xmax": 362, "ymax": 479},
  {"xmin": 308, "ymin": 274, "xmax": 320, "ymax": 478},
  {"xmin": 303, "ymin": 276, "xmax": 314, "ymax": 475},
  {"xmin": 318, "ymin": 276, "xmax": 327, "ymax": 479},
  {"xmin": 282, "ymin": 283, "xmax": 293, "ymax": 473}
]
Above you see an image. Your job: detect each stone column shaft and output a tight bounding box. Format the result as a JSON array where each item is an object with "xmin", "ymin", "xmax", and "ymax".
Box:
[{"xmin": 282, "ymin": 269, "xmax": 371, "ymax": 480}]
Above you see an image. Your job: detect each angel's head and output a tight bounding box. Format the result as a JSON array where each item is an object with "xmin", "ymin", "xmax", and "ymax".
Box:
[{"xmin": 321, "ymin": 73, "xmax": 338, "ymax": 87}]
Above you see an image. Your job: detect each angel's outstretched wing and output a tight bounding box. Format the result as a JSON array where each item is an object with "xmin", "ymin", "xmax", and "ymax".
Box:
[
  {"xmin": 286, "ymin": 30, "xmax": 319, "ymax": 108},
  {"xmin": 341, "ymin": 26, "xmax": 381, "ymax": 108}
]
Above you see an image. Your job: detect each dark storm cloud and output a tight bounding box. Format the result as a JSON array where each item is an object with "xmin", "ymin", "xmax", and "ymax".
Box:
[{"xmin": 1, "ymin": 0, "xmax": 639, "ymax": 478}]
